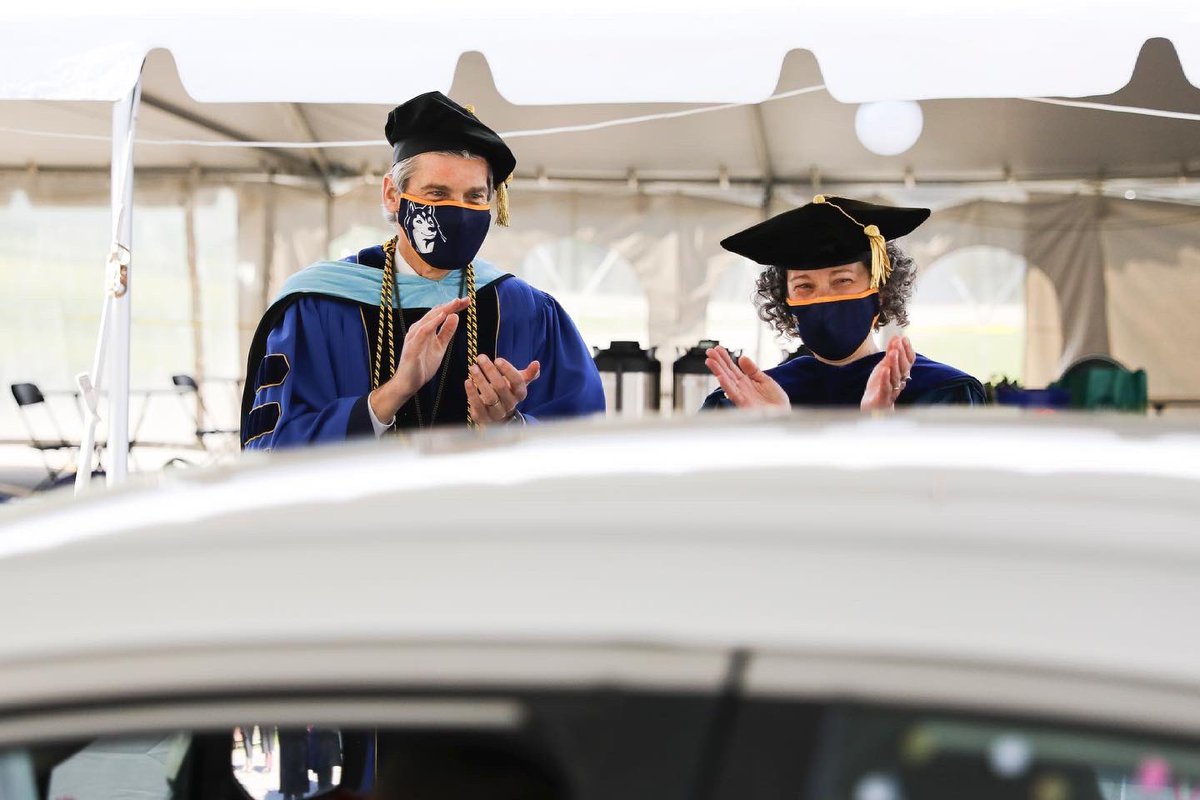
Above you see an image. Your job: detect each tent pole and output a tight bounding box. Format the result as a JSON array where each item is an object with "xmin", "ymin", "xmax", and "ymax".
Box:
[
  {"xmin": 74, "ymin": 296, "xmax": 111, "ymax": 494},
  {"xmin": 185, "ymin": 167, "xmax": 205, "ymax": 422},
  {"xmin": 259, "ymin": 174, "xmax": 277, "ymax": 316},
  {"xmin": 106, "ymin": 63, "xmax": 144, "ymax": 487},
  {"xmin": 73, "ymin": 63, "xmax": 145, "ymax": 494}
]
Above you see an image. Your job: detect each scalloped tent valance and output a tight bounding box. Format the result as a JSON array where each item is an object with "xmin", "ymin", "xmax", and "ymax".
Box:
[{"xmin": 2, "ymin": 3, "xmax": 1197, "ymax": 104}]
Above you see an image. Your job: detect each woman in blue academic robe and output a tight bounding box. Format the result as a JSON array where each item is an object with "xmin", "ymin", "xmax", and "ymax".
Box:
[{"xmin": 703, "ymin": 195, "xmax": 985, "ymax": 411}]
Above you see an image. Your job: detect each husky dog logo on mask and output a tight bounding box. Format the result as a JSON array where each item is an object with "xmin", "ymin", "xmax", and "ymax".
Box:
[{"xmin": 403, "ymin": 202, "xmax": 447, "ymax": 255}]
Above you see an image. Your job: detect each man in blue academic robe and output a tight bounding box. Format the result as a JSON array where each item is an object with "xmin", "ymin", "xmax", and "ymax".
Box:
[{"xmin": 240, "ymin": 92, "xmax": 604, "ymax": 449}]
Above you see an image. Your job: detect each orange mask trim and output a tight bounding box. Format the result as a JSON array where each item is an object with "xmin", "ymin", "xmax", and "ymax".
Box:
[
  {"xmin": 399, "ymin": 192, "xmax": 490, "ymax": 212},
  {"xmin": 786, "ymin": 287, "xmax": 879, "ymax": 308}
]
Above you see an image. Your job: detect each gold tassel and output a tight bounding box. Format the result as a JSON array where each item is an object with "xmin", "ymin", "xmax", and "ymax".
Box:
[
  {"xmin": 863, "ymin": 224, "xmax": 891, "ymax": 289},
  {"xmin": 813, "ymin": 195, "xmax": 891, "ymax": 289},
  {"xmin": 496, "ymin": 174, "xmax": 512, "ymax": 227}
]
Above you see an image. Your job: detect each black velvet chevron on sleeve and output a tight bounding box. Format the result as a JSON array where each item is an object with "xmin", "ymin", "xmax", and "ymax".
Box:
[
  {"xmin": 243, "ymin": 402, "xmax": 281, "ymax": 446},
  {"xmin": 255, "ymin": 353, "xmax": 291, "ymax": 392}
]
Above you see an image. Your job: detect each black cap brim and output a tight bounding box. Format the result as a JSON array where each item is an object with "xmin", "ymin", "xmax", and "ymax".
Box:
[{"xmin": 721, "ymin": 196, "xmax": 930, "ymax": 270}]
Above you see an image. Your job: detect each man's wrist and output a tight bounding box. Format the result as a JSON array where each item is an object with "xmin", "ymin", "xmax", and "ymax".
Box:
[
  {"xmin": 365, "ymin": 395, "xmax": 393, "ymax": 437},
  {"xmin": 370, "ymin": 378, "xmax": 413, "ymax": 424},
  {"xmin": 368, "ymin": 389, "xmax": 396, "ymax": 427}
]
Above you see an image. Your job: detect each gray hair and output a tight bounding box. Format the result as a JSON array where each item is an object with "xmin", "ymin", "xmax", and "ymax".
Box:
[{"xmin": 381, "ymin": 150, "xmax": 493, "ymax": 224}]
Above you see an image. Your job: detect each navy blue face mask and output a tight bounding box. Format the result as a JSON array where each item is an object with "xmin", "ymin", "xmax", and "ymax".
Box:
[
  {"xmin": 787, "ymin": 289, "xmax": 881, "ymax": 362},
  {"xmin": 399, "ymin": 193, "xmax": 491, "ymax": 271}
]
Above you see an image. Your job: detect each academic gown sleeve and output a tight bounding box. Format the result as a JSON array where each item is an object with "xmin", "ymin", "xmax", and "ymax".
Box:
[
  {"xmin": 908, "ymin": 378, "xmax": 988, "ymax": 406},
  {"xmin": 701, "ymin": 388, "xmax": 733, "ymax": 410},
  {"xmin": 498, "ymin": 284, "xmax": 606, "ymax": 423},
  {"xmin": 244, "ymin": 298, "xmax": 375, "ymax": 450}
]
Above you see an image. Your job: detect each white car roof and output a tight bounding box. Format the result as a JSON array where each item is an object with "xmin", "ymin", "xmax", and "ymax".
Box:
[{"xmin": 2, "ymin": 411, "xmax": 1199, "ymax": 739}]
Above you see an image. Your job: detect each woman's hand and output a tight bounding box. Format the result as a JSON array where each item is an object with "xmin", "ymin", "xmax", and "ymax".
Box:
[
  {"xmin": 705, "ymin": 346, "xmax": 790, "ymax": 410},
  {"xmin": 861, "ymin": 335, "xmax": 915, "ymax": 411}
]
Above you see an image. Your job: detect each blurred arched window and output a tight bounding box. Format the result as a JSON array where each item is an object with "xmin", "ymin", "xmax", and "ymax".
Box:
[
  {"xmin": 514, "ymin": 238, "xmax": 649, "ymax": 353},
  {"xmin": 704, "ymin": 257, "xmax": 789, "ymax": 367},
  {"xmin": 906, "ymin": 245, "xmax": 1027, "ymax": 383}
]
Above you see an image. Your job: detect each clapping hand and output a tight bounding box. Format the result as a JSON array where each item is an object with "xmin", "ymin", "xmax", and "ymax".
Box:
[
  {"xmin": 861, "ymin": 335, "xmax": 915, "ymax": 411},
  {"xmin": 704, "ymin": 346, "xmax": 790, "ymax": 411},
  {"xmin": 466, "ymin": 354, "xmax": 541, "ymax": 425},
  {"xmin": 369, "ymin": 296, "xmax": 470, "ymax": 423},
  {"xmin": 393, "ymin": 297, "xmax": 470, "ymax": 393}
]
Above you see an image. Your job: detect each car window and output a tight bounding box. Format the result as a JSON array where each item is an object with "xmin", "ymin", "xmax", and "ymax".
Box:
[
  {"xmin": 0, "ymin": 689, "xmax": 718, "ymax": 799},
  {"xmin": 812, "ymin": 705, "xmax": 1200, "ymax": 800},
  {"xmin": 9, "ymin": 699, "xmax": 1200, "ymax": 799},
  {"xmin": 0, "ymin": 726, "xmax": 568, "ymax": 800}
]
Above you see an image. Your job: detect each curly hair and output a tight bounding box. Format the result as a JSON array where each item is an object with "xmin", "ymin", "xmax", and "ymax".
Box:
[{"xmin": 753, "ymin": 242, "xmax": 917, "ymax": 339}]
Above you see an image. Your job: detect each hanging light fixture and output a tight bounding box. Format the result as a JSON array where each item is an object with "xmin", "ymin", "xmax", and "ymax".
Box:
[{"xmin": 855, "ymin": 100, "xmax": 924, "ymax": 157}]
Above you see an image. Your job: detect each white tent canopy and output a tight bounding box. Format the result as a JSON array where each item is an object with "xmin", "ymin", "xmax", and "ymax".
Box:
[
  {"xmin": 3, "ymin": 1, "xmax": 1199, "ymax": 104},
  {"xmin": 3, "ymin": 38, "xmax": 1198, "ymax": 187}
]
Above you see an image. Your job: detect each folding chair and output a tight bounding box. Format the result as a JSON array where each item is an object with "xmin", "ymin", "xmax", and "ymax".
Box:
[
  {"xmin": 10, "ymin": 382, "xmax": 75, "ymax": 485},
  {"xmin": 171, "ymin": 374, "xmax": 239, "ymax": 452}
]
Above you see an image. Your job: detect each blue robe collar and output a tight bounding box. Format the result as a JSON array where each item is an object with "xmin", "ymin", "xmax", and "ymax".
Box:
[{"xmin": 273, "ymin": 245, "xmax": 506, "ymax": 310}]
